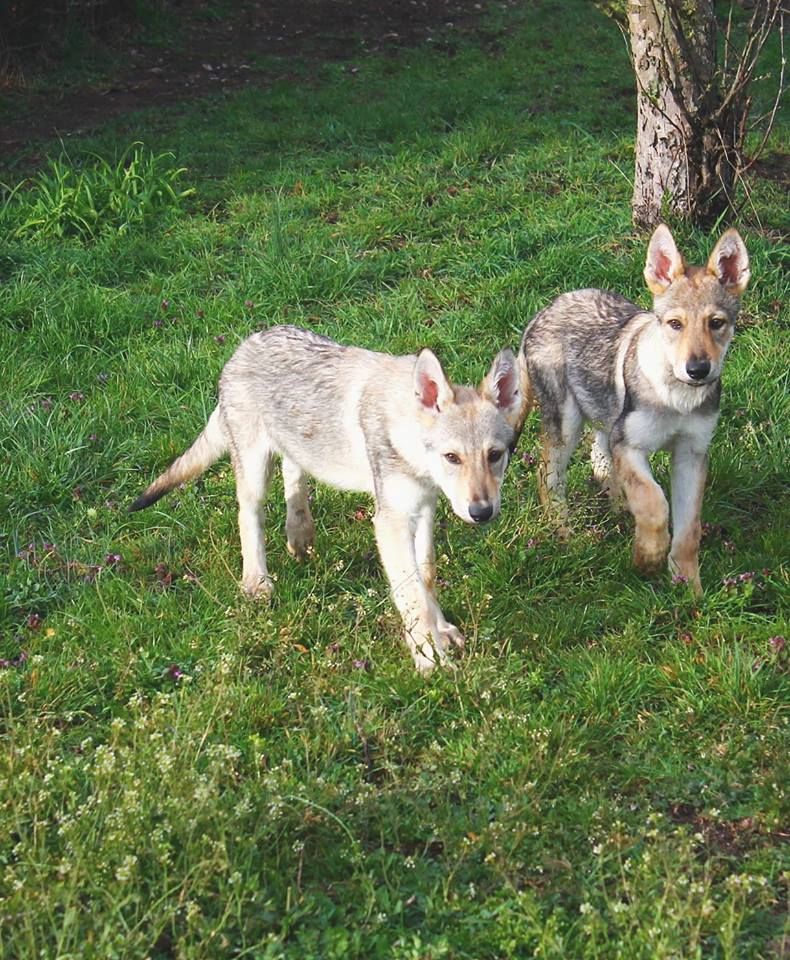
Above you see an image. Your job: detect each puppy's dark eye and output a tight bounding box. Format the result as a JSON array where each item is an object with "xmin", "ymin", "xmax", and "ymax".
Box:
[
  {"xmin": 709, "ymin": 317, "xmax": 727, "ymax": 331},
  {"xmin": 487, "ymin": 449, "xmax": 504, "ymax": 464},
  {"xmin": 444, "ymin": 452, "xmax": 461, "ymax": 465},
  {"xmin": 667, "ymin": 318, "xmax": 683, "ymax": 331}
]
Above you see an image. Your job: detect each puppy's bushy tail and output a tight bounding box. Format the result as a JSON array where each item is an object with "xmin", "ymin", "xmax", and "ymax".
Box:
[{"xmin": 129, "ymin": 406, "xmax": 227, "ymax": 512}]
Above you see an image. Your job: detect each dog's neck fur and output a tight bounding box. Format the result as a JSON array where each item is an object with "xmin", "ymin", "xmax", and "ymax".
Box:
[{"xmin": 636, "ymin": 316, "xmax": 721, "ymax": 416}]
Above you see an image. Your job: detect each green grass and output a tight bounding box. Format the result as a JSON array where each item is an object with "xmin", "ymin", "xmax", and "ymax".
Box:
[
  {"xmin": 1, "ymin": 142, "xmax": 193, "ymax": 241},
  {"xmin": 1, "ymin": 1, "xmax": 788, "ymax": 956}
]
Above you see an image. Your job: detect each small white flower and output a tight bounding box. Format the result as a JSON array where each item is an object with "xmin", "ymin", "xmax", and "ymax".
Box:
[{"xmin": 115, "ymin": 854, "xmax": 138, "ymax": 882}]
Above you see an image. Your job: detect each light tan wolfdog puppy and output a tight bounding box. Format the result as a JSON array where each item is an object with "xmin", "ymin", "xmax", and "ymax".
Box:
[
  {"xmin": 519, "ymin": 225, "xmax": 750, "ymax": 594},
  {"xmin": 131, "ymin": 326, "xmax": 525, "ymax": 673}
]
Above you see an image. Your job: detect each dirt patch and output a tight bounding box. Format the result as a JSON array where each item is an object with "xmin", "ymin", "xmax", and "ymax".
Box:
[
  {"xmin": 0, "ymin": 0, "xmax": 498, "ymax": 163},
  {"xmin": 669, "ymin": 802, "xmax": 790, "ymax": 857}
]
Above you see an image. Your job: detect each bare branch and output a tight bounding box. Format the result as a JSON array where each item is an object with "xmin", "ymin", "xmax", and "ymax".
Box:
[{"xmin": 738, "ymin": 12, "xmax": 787, "ymax": 174}]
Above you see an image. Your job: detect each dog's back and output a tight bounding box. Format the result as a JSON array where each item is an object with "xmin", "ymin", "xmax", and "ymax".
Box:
[
  {"xmin": 219, "ymin": 325, "xmax": 414, "ymax": 493},
  {"xmin": 521, "ymin": 289, "xmax": 645, "ymax": 430}
]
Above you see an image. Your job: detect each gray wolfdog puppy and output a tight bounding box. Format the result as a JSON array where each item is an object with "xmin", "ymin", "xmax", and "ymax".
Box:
[
  {"xmin": 131, "ymin": 325, "xmax": 525, "ymax": 673},
  {"xmin": 519, "ymin": 224, "xmax": 750, "ymax": 594}
]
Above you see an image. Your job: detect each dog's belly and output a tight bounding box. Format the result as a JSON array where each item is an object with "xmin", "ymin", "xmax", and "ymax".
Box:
[
  {"xmin": 300, "ymin": 455, "xmax": 376, "ymax": 494},
  {"xmin": 272, "ymin": 414, "xmax": 376, "ymax": 495}
]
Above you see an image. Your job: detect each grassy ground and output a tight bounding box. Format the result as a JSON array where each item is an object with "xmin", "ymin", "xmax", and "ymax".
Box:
[{"xmin": 1, "ymin": 1, "xmax": 788, "ymax": 956}]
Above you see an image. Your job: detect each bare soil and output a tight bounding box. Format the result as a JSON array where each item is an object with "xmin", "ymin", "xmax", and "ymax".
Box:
[{"xmin": 0, "ymin": 0, "xmax": 498, "ymax": 163}]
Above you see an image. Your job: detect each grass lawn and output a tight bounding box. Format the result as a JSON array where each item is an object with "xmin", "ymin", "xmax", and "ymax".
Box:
[{"xmin": 0, "ymin": 1, "xmax": 787, "ymax": 956}]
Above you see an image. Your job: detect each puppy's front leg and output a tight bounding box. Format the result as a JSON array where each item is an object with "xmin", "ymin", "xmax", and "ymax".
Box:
[
  {"xmin": 668, "ymin": 444, "xmax": 707, "ymax": 595},
  {"xmin": 413, "ymin": 498, "xmax": 464, "ymax": 652},
  {"xmin": 373, "ymin": 487, "xmax": 450, "ymax": 674},
  {"xmin": 613, "ymin": 445, "xmax": 670, "ymax": 575}
]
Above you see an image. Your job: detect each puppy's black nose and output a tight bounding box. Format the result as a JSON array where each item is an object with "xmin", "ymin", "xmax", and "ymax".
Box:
[
  {"xmin": 469, "ymin": 502, "xmax": 494, "ymax": 524},
  {"xmin": 686, "ymin": 358, "xmax": 711, "ymax": 381}
]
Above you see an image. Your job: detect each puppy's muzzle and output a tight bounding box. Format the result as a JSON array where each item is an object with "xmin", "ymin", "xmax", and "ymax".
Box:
[
  {"xmin": 468, "ymin": 501, "xmax": 494, "ymax": 524},
  {"xmin": 685, "ymin": 358, "xmax": 712, "ymax": 381}
]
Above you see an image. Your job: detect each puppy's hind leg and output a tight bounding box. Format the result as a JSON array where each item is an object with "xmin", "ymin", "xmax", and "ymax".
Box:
[
  {"xmin": 538, "ymin": 396, "xmax": 583, "ymax": 537},
  {"xmin": 591, "ymin": 430, "xmax": 613, "ymax": 489},
  {"xmin": 283, "ymin": 457, "xmax": 315, "ymax": 560},
  {"xmin": 232, "ymin": 435, "xmax": 276, "ymax": 599},
  {"xmin": 591, "ymin": 430, "xmax": 624, "ymax": 506}
]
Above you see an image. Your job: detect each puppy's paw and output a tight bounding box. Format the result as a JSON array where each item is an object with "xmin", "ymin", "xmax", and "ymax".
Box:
[
  {"xmin": 241, "ymin": 575, "xmax": 274, "ymax": 601},
  {"xmin": 406, "ymin": 630, "xmax": 454, "ymax": 675},
  {"xmin": 668, "ymin": 554, "xmax": 703, "ymax": 596},
  {"xmin": 286, "ymin": 515, "xmax": 315, "ymax": 561},
  {"xmin": 286, "ymin": 538, "xmax": 314, "ymax": 561},
  {"xmin": 438, "ymin": 621, "xmax": 465, "ymax": 651},
  {"xmin": 633, "ymin": 543, "xmax": 668, "ymax": 576},
  {"xmin": 555, "ymin": 523, "xmax": 573, "ymax": 543}
]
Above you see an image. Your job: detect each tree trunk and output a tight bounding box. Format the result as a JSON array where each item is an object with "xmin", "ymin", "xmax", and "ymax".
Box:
[{"xmin": 628, "ymin": 0, "xmax": 738, "ymax": 228}]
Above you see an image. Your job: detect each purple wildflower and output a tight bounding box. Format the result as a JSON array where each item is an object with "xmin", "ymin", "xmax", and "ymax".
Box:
[
  {"xmin": 768, "ymin": 636, "xmax": 786, "ymax": 654},
  {"xmin": 154, "ymin": 563, "xmax": 174, "ymax": 588},
  {"xmin": 17, "ymin": 543, "xmax": 35, "ymax": 563},
  {"xmin": 0, "ymin": 651, "xmax": 27, "ymax": 669}
]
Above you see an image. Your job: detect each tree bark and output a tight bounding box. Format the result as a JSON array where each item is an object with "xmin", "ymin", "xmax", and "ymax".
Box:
[{"xmin": 628, "ymin": 0, "xmax": 738, "ymax": 228}]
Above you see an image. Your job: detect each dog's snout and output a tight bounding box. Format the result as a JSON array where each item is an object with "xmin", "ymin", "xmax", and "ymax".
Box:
[
  {"xmin": 468, "ymin": 501, "xmax": 494, "ymax": 524},
  {"xmin": 686, "ymin": 358, "xmax": 711, "ymax": 381}
]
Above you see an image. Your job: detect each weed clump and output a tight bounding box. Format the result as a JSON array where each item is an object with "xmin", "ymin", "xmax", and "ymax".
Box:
[{"xmin": 0, "ymin": 142, "xmax": 193, "ymax": 241}]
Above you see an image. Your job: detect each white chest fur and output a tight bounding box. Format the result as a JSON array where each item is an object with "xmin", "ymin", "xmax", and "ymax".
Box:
[{"xmin": 624, "ymin": 406, "xmax": 719, "ymax": 454}]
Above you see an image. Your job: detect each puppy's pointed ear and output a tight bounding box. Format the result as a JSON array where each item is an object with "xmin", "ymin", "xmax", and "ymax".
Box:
[
  {"xmin": 481, "ymin": 348, "xmax": 524, "ymax": 427},
  {"xmin": 644, "ymin": 224, "xmax": 686, "ymax": 295},
  {"xmin": 414, "ymin": 348, "xmax": 455, "ymax": 413},
  {"xmin": 708, "ymin": 229, "xmax": 750, "ymax": 295}
]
